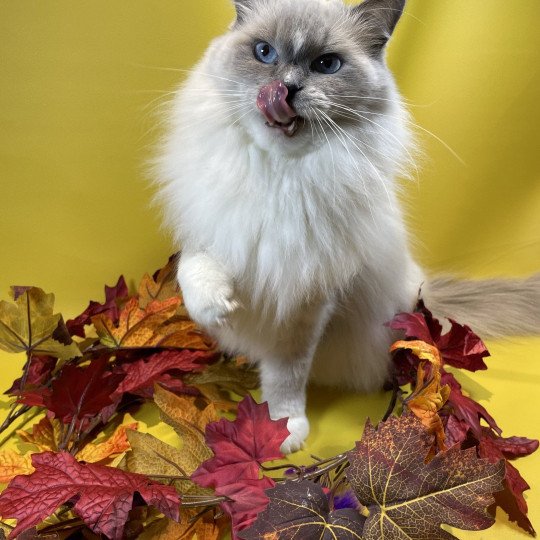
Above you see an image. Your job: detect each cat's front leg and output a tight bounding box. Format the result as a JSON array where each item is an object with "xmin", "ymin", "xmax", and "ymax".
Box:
[
  {"xmin": 177, "ymin": 250, "xmax": 240, "ymax": 329},
  {"xmin": 259, "ymin": 301, "xmax": 335, "ymax": 454}
]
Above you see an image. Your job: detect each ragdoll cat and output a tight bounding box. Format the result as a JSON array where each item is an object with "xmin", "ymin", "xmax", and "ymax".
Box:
[{"xmin": 155, "ymin": 0, "xmax": 540, "ymax": 453}]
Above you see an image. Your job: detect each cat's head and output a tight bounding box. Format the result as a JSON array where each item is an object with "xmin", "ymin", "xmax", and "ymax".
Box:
[{"xmin": 199, "ymin": 0, "xmax": 406, "ymax": 154}]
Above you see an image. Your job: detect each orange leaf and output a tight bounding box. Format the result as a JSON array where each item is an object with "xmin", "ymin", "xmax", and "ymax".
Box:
[
  {"xmin": 0, "ymin": 450, "xmax": 34, "ymax": 483},
  {"xmin": 137, "ymin": 257, "xmax": 180, "ymax": 310},
  {"xmin": 392, "ymin": 339, "xmax": 450, "ymax": 450},
  {"xmin": 76, "ymin": 422, "xmax": 138, "ymax": 463},
  {"xmin": 390, "ymin": 340, "xmax": 443, "ymax": 366},
  {"xmin": 17, "ymin": 417, "xmax": 61, "ymax": 452}
]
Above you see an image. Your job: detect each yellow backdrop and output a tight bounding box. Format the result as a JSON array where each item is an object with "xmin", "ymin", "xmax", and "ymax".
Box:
[{"xmin": 1, "ymin": 1, "xmax": 539, "ymax": 538}]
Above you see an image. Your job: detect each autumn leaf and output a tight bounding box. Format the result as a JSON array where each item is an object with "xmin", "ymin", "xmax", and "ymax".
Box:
[
  {"xmin": 0, "ymin": 450, "xmax": 34, "ymax": 483},
  {"xmin": 0, "ymin": 288, "xmax": 80, "ymax": 362},
  {"xmin": 478, "ymin": 428, "xmax": 538, "ymax": 536},
  {"xmin": 192, "ymin": 395, "xmax": 289, "ymax": 533},
  {"xmin": 139, "ymin": 509, "xmax": 227, "ymax": 540},
  {"xmin": 346, "ymin": 414, "xmax": 505, "ymax": 539},
  {"xmin": 125, "ymin": 430, "xmax": 210, "ymax": 496},
  {"xmin": 41, "ymin": 357, "xmax": 124, "ymax": 423},
  {"xmin": 5, "ymin": 355, "xmax": 56, "ymax": 396},
  {"xmin": 391, "ymin": 340, "xmax": 450, "ymax": 450},
  {"xmin": 76, "ymin": 422, "xmax": 138, "ymax": 463},
  {"xmin": 238, "ymin": 481, "xmax": 366, "ymax": 539},
  {"xmin": 112, "ymin": 349, "xmax": 213, "ymax": 400},
  {"xmin": 66, "ymin": 276, "xmax": 129, "ymax": 338},
  {"xmin": 185, "ymin": 359, "xmax": 259, "ymax": 407},
  {"xmin": 153, "ymin": 385, "xmax": 218, "ymax": 475},
  {"xmin": 93, "ymin": 297, "xmax": 212, "ymax": 351},
  {"xmin": 388, "ymin": 301, "xmax": 489, "ymax": 373},
  {"xmin": 17, "ymin": 417, "xmax": 61, "ymax": 452},
  {"xmin": 0, "ymin": 451, "xmax": 180, "ymax": 540},
  {"xmin": 138, "ymin": 256, "xmax": 180, "ymax": 310}
]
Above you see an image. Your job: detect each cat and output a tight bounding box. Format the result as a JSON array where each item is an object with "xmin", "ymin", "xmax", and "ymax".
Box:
[{"xmin": 154, "ymin": 0, "xmax": 540, "ymax": 453}]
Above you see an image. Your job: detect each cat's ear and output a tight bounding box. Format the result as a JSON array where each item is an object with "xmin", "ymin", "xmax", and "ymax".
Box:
[
  {"xmin": 351, "ymin": 0, "xmax": 406, "ymax": 57},
  {"xmin": 232, "ymin": 0, "xmax": 254, "ymax": 24}
]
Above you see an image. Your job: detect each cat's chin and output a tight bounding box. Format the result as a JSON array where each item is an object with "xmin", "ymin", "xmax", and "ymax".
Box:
[{"xmin": 243, "ymin": 116, "xmax": 316, "ymax": 156}]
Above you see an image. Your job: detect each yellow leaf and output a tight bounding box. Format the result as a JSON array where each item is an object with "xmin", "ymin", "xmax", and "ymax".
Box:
[
  {"xmin": 0, "ymin": 287, "xmax": 80, "ymax": 361},
  {"xmin": 0, "ymin": 449, "xmax": 34, "ymax": 483},
  {"xmin": 137, "ymin": 257, "xmax": 180, "ymax": 309},
  {"xmin": 76, "ymin": 422, "xmax": 138, "ymax": 463},
  {"xmin": 153, "ymin": 385, "xmax": 218, "ymax": 474},
  {"xmin": 390, "ymin": 340, "xmax": 443, "ymax": 366}
]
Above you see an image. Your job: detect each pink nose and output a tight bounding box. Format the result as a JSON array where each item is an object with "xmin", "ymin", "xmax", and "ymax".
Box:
[{"xmin": 256, "ymin": 80, "xmax": 297, "ymax": 125}]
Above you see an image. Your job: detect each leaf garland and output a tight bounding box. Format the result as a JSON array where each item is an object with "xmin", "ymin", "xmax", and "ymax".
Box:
[{"xmin": 0, "ymin": 258, "xmax": 537, "ymax": 539}]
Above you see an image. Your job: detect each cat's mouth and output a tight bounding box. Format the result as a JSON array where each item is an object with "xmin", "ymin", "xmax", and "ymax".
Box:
[{"xmin": 257, "ymin": 80, "xmax": 300, "ymax": 138}]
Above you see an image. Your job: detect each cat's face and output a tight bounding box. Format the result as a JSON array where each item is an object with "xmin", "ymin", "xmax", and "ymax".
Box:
[{"xmin": 203, "ymin": 0, "xmax": 405, "ymax": 154}]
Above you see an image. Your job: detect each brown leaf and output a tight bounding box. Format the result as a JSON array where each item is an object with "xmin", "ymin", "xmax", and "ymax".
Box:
[
  {"xmin": 139, "ymin": 510, "xmax": 227, "ymax": 540},
  {"xmin": 17, "ymin": 417, "xmax": 62, "ymax": 452},
  {"xmin": 346, "ymin": 414, "xmax": 505, "ymax": 539},
  {"xmin": 137, "ymin": 258, "xmax": 180, "ymax": 310}
]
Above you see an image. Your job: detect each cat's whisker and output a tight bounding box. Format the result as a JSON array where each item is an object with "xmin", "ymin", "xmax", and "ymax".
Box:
[
  {"xmin": 360, "ymin": 110, "xmax": 466, "ymax": 165},
  {"xmin": 312, "ymin": 111, "xmax": 338, "ymax": 206},
  {"xmin": 317, "ymin": 111, "xmax": 377, "ymax": 224},
  {"xmin": 321, "ymin": 101, "xmax": 419, "ymax": 178},
  {"xmin": 318, "ymin": 109, "xmax": 394, "ymax": 212}
]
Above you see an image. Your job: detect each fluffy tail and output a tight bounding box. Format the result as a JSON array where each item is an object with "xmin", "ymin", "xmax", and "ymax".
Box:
[{"xmin": 423, "ymin": 274, "xmax": 540, "ymax": 339}]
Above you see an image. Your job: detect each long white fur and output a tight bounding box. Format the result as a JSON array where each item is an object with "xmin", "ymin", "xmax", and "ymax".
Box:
[{"xmin": 155, "ymin": 2, "xmax": 424, "ymax": 452}]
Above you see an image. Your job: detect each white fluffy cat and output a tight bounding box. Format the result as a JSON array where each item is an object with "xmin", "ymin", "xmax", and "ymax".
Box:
[{"xmin": 155, "ymin": 0, "xmax": 540, "ymax": 453}]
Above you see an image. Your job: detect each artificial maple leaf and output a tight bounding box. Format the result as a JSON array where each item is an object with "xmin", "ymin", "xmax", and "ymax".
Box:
[
  {"xmin": 185, "ymin": 359, "xmax": 259, "ymax": 407},
  {"xmin": 391, "ymin": 340, "xmax": 450, "ymax": 450},
  {"xmin": 17, "ymin": 417, "xmax": 61, "ymax": 452},
  {"xmin": 153, "ymin": 385, "xmax": 217, "ymax": 474},
  {"xmin": 139, "ymin": 509, "xmax": 227, "ymax": 540},
  {"xmin": 441, "ymin": 371, "xmax": 501, "ymax": 438},
  {"xmin": 346, "ymin": 414, "xmax": 505, "ymax": 539},
  {"xmin": 388, "ymin": 301, "xmax": 489, "ymax": 373},
  {"xmin": 478, "ymin": 429, "xmax": 537, "ymax": 536},
  {"xmin": 125, "ymin": 430, "xmax": 209, "ymax": 496},
  {"xmin": 42, "ymin": 357, "xmax": 124, "ymax": 423},
  {"xmin": 0, "ymin": 288, "xmax": 80, "ymax": 362},
  {"xmin": 76, "ymin": 422, "xmax": 138, "ymax": 463},
  {"xmin": 238, "ymin": 481, "xmax": 366, "ymax": 539},
  {"xmin": 93, "ymin": 297, "xmax": 212, "ymax": 351},
  {"xmin": 112, "ymin": 349, "xmax": 212, "ymax": 399},
  {"xmin": 66, "ymin": 276, "xmax": 129, "ymax": 338},
  {"xmin": 0, "ymin": 450, "xmax": 34, "ymax": 483},
  {"xmin": 138, "ymin": 256, "xmax": 180, "ymax": 310},
  {"xmin": 5, "ymin": 355, "xmax": 56, "ymax": 396},
  {"xmin": 192, "ymin": 395, "xmax": 289, "ymax": 483},
  {"xmin": 0, "ymin": 451, "xmax": 180, "ymax": 540},
  {"xmin": 192, "ymin": 395, "xmax": 289, "ymax": 534}
]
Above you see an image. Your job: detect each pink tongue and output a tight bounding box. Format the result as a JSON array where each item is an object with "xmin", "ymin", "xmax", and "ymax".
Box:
[{"xmin": 257, "ymin": 80, "xmax": 297, "ymax": 125}]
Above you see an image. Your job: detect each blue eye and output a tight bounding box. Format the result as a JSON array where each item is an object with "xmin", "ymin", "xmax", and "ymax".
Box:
[
  {"xmin": 311, "ymin": 54, "xmax": 342, "ymax": 74},
  {"xmin": 254, "ymin": 41, "xmax": 278, "ymax": 64}
]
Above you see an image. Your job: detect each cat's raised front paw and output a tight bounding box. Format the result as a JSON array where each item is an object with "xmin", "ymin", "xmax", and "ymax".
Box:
[{"xmin": 280, "ymin": 416, "xmax": 309, "ymax": 455}]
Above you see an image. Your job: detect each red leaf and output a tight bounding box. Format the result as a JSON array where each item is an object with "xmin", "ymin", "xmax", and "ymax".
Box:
[
  {"xmin": 5, "ymin": 356, "xmax": 56, "ymax": 396},
  {"xmin": 442, "ymin": 371, "xmax": 501, "ymax": 438},
  {"xmin": 0, "ymin": 451, "xmax": 180, "ymax": 540},
  {"xmin": 193, "ymin": 395, "xmax": 289, "ymax": 484},
  {"xmin": 45, "ymin": 357, "xmax": 124, "ymax": 423},
  {"xmin": 192, "ymin": 395, "xmax": 289, "ymax": 535},
  {"xmin": 67, "ymin": 276, "xmax": 129, "ymax": 338},
  {"xmin": 388, "ymin": 302, "xmax": 490, "ymax": 373},
  {"xmin": 478, "ymin": 432, "xmax": 537, "ymax": 536},
  {"xmin": 218, "ymin": 477, "xmax": 275, "ymax": 533},
  {"xmin": 111, "ymin": 349, "xmax": 212, "ymax": 399}
]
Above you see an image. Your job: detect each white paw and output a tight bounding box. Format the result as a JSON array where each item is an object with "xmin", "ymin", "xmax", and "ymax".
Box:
[
  {"xmin": 184, "ymin": 281, "xmax": 241, "ymax": 329},
  {"xmin": 280, "ymin": 416, "xmax": 310, "ymax": 454}
]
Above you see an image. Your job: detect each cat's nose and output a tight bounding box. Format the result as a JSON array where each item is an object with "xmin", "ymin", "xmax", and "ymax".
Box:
[{"xmin": 285, "ymin": 84, "xmax": 303, "ymax": 105}]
